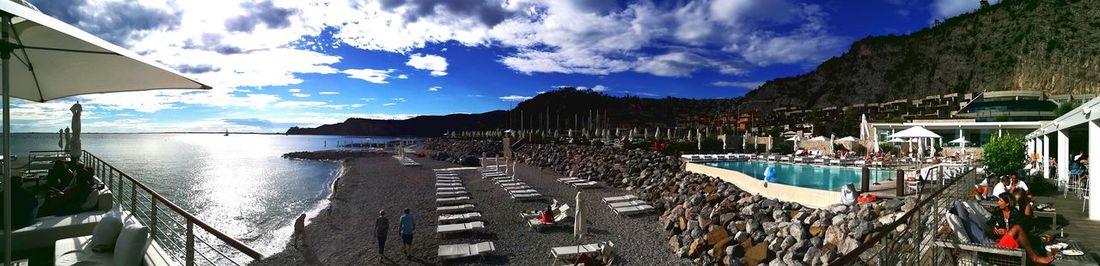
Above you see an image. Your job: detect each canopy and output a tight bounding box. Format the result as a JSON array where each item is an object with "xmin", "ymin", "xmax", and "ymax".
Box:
[
  {"xmin": 887, "ymin": 126, "xmax": 941, "ymax": 139},
  {"xmin": 808, "ymin": 136, "xmax": 828, "ymax": 141},
  {"xmin": 948, "ymin": 137, "xmax": 969, "ymax": 144},
  {"xmin": 886, "ymin": 138, "xmax": 906, "ymax": 143},
  {"xmin": 0, "ymin": 1, "xmax": 211, "ymax": 263},
  {"xmin": 837, "ymin": 136, "xmax": 857, "ymax": 142}
]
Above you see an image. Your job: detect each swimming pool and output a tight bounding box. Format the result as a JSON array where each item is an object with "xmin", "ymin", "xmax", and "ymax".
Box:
[{"xmin": 703, "ymin": 160, "xmax": 896, "ymax": 191}]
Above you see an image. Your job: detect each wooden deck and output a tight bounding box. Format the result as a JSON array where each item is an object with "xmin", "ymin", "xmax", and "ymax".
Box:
[{"xmin": 1033, "ymin": 190, "xmax": 1100, "ymax": 264}]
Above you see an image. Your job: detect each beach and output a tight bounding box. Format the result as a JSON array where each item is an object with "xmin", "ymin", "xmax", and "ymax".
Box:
[{"xmin": 255, "ymin": 151, "xmax": 681, "ymax": 265}]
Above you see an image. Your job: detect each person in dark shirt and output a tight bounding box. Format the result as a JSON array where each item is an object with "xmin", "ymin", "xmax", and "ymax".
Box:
[
  {"xmin": 38, "ymin": 166, "xmax": 95, "ymax": 216},
  {"xmin": 45, "ymin": 160, "xmax": 72, "ymax": 191},
  {"xmin": 2, "ymin": 177, "xmax": 38, "ymax": 229},
  {"xmin": 988, "ymin": 192, "xmax": 1053, "ymax": 264},
  {"xmin": 375, "ymin": 209, "xmax": 389, "ymax": 256}
]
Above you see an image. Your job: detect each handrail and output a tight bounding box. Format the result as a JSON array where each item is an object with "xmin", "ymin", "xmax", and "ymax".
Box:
[{"xmin": 80, "ymin": 150, "xmax": 263, "ymax": 261}]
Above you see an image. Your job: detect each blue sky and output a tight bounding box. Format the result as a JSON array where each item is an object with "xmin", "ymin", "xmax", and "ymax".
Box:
[{"xmin": 13, "ymin": 0, "xmax": 995, "ymax": 133}]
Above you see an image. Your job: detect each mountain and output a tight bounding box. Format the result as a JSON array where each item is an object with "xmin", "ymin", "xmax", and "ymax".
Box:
[
  {"xmin": 743, "ymin": 0, "xmax": 1100, "ymax": 110},
  {"xmin": 285, "ymin": 111, "xmax": 508, "ymax": 137}
]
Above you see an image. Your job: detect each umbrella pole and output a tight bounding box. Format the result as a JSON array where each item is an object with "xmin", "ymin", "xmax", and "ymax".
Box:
[{"xmin": 2, "ymin": 13, "xmax": 11, "ymax": 265}]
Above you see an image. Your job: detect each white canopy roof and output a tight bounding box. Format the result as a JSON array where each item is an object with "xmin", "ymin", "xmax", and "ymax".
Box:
[
  {"xmin": 948, "ymin": 137, "xmax": 969, "ymax": 144},
  {"xmin": 887, "ymin": 126, "xmax": 941, "ymax": 139},
  {"xmin": 837, "ymin": 136, "xmax": 857, "ymax": 142},
  {"xmin": 0, "ymin": 0, "xmax": 209, "ymax": 102},
  {"xmin": 808, "ymin": 136, "xmax": 828, "ymax": 141},
  {"xmin": 886, "ymin": 138, "xmax": 906, "ymax": 143}
]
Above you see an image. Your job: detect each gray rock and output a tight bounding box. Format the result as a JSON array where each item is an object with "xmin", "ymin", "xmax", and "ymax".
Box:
[
  {"xmin": 762, "ymin": 222, "xmax": 780, "ymax": 235},
  {"xmin": 810, "ymin": 236, "xmax": 823, "ymax": 249},
  {"xmin": 773, "ymin": 209, "xmax": 788, "ymax": 222},
  {"xmin": 829, "ymin": 204, "xmax": 848, "ymax": 213},
  {"xmin": 781, "ymin": 236, "xmax": 796, "ymax": 250},
  {"xmin": 788, "ymin": 224, "xmax": 807, "ymax": 241},
  {"xmin": 819, "ymin": 248, "xmax": 836, "ymax": 265},
  {"xmin": 669, "ymin": 235, "xmax": 682, "ymax": 251},
  {"xmin": 824, "ymin": 226, "xmax": 846, "ymax": 247},
  {"xmin": 838, "ymin": 237, "xmax": 860, "ymax": 254}
]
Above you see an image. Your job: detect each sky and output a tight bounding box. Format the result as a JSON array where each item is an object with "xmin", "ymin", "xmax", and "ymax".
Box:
[{"xmin": 12, "ymin": 0, "xmax": 997, "ymax": 133}]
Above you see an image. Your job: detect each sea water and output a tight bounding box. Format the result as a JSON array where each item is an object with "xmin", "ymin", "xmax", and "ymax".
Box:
[{"xmin": 5, "ymin": 133, "xmax": 397, "ymax": 258}]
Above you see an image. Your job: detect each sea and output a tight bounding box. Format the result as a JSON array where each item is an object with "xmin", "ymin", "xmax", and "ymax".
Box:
[{"xmin": 5, "ymin": 133, "xmax": 398, "ymax": 260}]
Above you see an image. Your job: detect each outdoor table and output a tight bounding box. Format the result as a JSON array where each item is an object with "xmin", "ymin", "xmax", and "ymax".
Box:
[
  {"xmin": 1055, "ymin": 240, "xmax": 1098, "ymax": 266},
  {"xmin": 978, "ymin": 201, "xmax": 1057, "ymax": 231}
]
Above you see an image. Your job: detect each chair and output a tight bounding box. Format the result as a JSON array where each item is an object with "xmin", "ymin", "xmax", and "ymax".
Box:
[
  {"xmin": 557, "ymin": 177, "xmax": 584, "ymax": 184},
  {"xmin": 437, "ymin": 221, "xmax": 486, "ymax": 235},
  {"xmin": 437, "ymin": 196, "xmax": 470, "ymax": 205},
  {"xmin": 436, "ymin": 190, "xmax": 468, "ymax": 197},
  {"xmin": 438, "ymin": 241, "xmax": 495, "ymax": 261},
  {"xmin": 438, "ymin": 212, "xmax": 482, "ymax": 224},
  {"xmin": 511, "ymin": 192, "xmax": 543, "ymax": 201},
  {"xmin": 550, "ymin": 241, "xmax": 616, "ymax": 264},
  {"xmin": 608, "ymin": 200, "xmax": 648, "ymax": 209},
  {"xmin": 612, "ymin": 204, "xmax": 655, "ymax": 216},
  {"xmin": 602, "ymin": 195, "xmax": 637, "ymax": 204},
  {"xmin": 571, "ymin": 181, "xmax": 599, "ymax": 189},
  {"xmin": 437, "ymin": 186, "xmax": 465, "ymax": 192},
  {"xmin": 509, "ymin": 189, "xmax": 538, "ymax": 194},
  {"xmin": 527, "ymin": 212, "xmax": 572, "ymax": 232},
  {"xmin": 437, "ymin": 204, "xmax": 475, "ymax": 214}
]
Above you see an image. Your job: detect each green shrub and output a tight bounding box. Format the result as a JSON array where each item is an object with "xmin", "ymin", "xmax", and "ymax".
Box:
[{"xmin": 983, "ymin": 134, "xmax": 1025, "ymax": 176}]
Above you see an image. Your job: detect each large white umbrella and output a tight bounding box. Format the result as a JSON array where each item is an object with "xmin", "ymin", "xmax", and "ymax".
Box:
[
  {"xmin": 574, "ymin": 192, "xmax": 585, "ymax": 237},
  {"xmin": 808, "ymin": 136, "xmax": 828, "ymax": 141},
  {"xmin": 887, "ymin": 126, "xmax": 941, "ymax": 139},
  {"xmin": 837, "ymin": 136, "xmax": 858, "ymax": 142},
  {"xmin": 0, "ymin": 2, "xmax": 210, "ymax": 263}
]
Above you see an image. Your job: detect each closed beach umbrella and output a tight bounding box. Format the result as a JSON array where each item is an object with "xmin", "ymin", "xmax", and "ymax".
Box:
[
  {"xmin": 62, "ymin": 127, "xmax": 70, "ymax": 151},
  {"xmin": 0, "ymin": 2, "xmax": 211, "ymax": 263},
  {"xmin": 56, "ymin": 129, "xmax": 62, "ymax": 149},
  {"xmin": 574, "ymin": 192, "xmax": 585, "ymax": 237},
  {"xmin": 69, "ymin": 102, "xmax": 81, "ymax": 160}
]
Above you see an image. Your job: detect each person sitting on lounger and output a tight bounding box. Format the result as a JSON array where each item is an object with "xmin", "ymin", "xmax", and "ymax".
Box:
[
  {"xmin": 540, "ymin": 205, "xmax": 554, "ymax": 224},
  {"xmin": 988, "ymin": 192, "xmax": 1055, "ymax": 264},
  {"xmin": 45, "ymin": 160, "xmax": 73, "ymax": 190},
  {"xmin": 38, "ymin": 166, "xmax": 96, "ymax": 217}
]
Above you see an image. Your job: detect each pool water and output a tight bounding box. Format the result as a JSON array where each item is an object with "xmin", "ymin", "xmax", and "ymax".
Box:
[{"xmin": 704, "ymin": 160, "xmax": 896, "ymax": 191}]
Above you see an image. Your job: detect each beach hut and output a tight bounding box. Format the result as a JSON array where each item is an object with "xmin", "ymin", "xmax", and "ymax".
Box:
[{"xmin": 0, "ymin": 2, "xmax": 211, "ymax": 262}]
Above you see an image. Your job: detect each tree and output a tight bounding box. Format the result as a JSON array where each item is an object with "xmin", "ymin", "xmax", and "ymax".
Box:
[
  {"xmin": 1055, "ymin": 100, "xmax": 1082, "ymax": 116},
  {"xmin": 983, "ymin": 134, "xmax": 1025, "ymax": 177}
]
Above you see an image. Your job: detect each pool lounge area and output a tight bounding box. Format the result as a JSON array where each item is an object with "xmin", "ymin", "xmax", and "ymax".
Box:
[{"xmin": 702, "ymin": 160, "xmax": 895, "ymax": 191}]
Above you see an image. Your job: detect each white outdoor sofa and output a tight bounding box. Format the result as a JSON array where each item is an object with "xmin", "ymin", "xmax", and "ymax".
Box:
[{"xmin": 4, "ymin": 188, "xmax": 113, "ymax": 252}]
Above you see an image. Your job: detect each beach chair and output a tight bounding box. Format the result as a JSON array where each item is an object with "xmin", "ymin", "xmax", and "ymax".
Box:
[
  {"xmin": 437, "ymin": 186, "xmax": 466, "ymax": 192},
  {"xmin": 829, "ymin": 159, "xmax": 841, "ymax": 165},
  {"xmin": 601, "ymin": 195, "xmax": 638, "ymax": 204},
  {"xmin": 492, "ymin": 176, "xmax": 516, "ymax": 182},
  {"xmin": 437, "ymin": 204, "xmax": 476, "ymax": 214},
  {"xmin": 511, "ymin": 192, "xmax": 543, "ymax": 201},
  {"xmin": 571, "ymin": 181, "xmax": 599, "ymax": 189},
  {"xmin": 438, "ymin": 241, "xmax": 495, "ymax": 261},
  {"xmin": 437, "ymin": 221, "xmax": 485, "ymax": 235},
  {"xmin": 557, "ymin": 177, "xmax": 584, "ymax": 184},
  {"xmin": 436, "ymin": 172, "xmax": 459, "ymax": 176},
  {"xmin": 550, "ymin": 241, "xmax": 616, "ymax": 264},
  {"xmin": 437, "ymin": 196, "xmax": 470, "ymax": 205},
  {"xmin": 527, "ymin": 212, "xmax": 571, "ymax": 232},
  {"xmin": 438, "ymin": 212, "xmax": 482, "ymax": 223},
  {"xmin": 502, "ymin": 184, "xmax": 531, "ymax": 191},
  {"xmin": 437, "ymin": 190, "xmax": 468, "ymax": 197},
  {"xmin": 437, "ymin": 176, "xmax": 461, "ymax": 181},
  {"xmin": 498, "ymin": 181, "xmax": 525, "ymax": 187},
  {"xmin": 780, "ymin": 156, "xmax": 790, "ymax": 162},
  {"xmin": 481, "ymin": 172, "xmax": 506, "ymax": 179},
  {"xmin": 607, "ymin": 200, "xmax": 648, "ymax": 209},
  {"xmin": 436, "ymin": 182, "xmax": 463, "ymax": 187},
  {"xmin": 612, "ymin": 204, "xmax": 655, "ymax": 216},
  {"xmin": 813, "ymin": 158, "xmax": 826, "ymax": 164},
  {"xmin": 794, "ymin": 157, "xmax": 804, "ymax": 163},
  {"xmin": 508, "ymin": 189, "xmax": 538, "ymax": 194},
  {"xmin": 521, "ymin": 204, "xmax": 570, "ymax": 219}
]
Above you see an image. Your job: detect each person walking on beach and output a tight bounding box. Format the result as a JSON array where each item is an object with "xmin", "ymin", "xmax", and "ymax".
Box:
[
  {"xmin": 399, "ymin": 208, "xmax": 415, "ymax": 258},
  {"xmin": 375, "ymin": 210, "xmax": 389, "ymax": 256}
]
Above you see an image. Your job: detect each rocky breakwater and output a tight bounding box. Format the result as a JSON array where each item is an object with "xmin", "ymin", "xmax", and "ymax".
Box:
[
  {"xmin": 420, "ymin": 139, "xmax": 502, "ymax": 164},
  {"xmin": 509, "ymin": 143, "xmax": 918, "ymax": 265}
]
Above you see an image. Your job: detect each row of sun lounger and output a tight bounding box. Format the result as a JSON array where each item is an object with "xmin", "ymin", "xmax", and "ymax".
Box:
[
  {"xmin": 395, "ymin": 155, "xmax": 420, "ymax": 166},
  {"xmin": 601, "ymin": 195, "xmax": 654, "ymax": 216},
  {"xmin": 483, "ymin": 168, "xmax": 544, "ymax": 201},
  {"xmin": 433, "ymin": 169, "xmax": 497, "ymax": 262},
  {"xmin": 556, "ymin": 177, "xmax": 601, "ymax": 189}
]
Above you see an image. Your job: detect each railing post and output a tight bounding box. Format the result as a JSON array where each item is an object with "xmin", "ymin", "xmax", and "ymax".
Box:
[
  {"xmin": 130, "ymin": 179, "xmax": 137, "ymax": 210},
  {"xmin": 186, "ymin": 221, "xmax": 194, "ymax": 266},
  {"xmin": 150, "ymin": 197, "xmax": 158, "ymax": 238}
]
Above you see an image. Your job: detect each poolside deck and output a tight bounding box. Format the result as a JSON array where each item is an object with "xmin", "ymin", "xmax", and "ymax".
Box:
[{"xmin": 1033, "ymin": 189, "xmax": 1100, "ymax": 262}]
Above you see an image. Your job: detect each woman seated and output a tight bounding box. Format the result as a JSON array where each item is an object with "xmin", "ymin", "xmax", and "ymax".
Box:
[
  {"xmin": 988, "ymin": 192, "xmax": 1054, "ymax": 264},
  {"xmin": 45, "ymin": 160, "xmax": 73, "ymax": 191},
  {"xmin": 38, "ymin": 166, "xmax": 96, "ymax": 217},
  {"xmin": 540, "ymin": 205, "xmax": 554, "ymax": 224}
]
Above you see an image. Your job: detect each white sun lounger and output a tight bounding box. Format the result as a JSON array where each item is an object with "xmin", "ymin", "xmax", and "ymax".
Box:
[
  {"xmin": 612, "ymin": 204, "xmax": 655, "ymax": 216},
  {"xmin": 437, "ymin": 196, "xmax": 470, "ymax": 205},
  {"xmin": 438, "ymin": 212, "xmax": 482, "ymax": 223},
  {"xmin": 813, "ymin": 158, "xmax": 826, "ymax": 164},
  {"xmin": 498, "ymin": 181, "xmax": 524, "ymax": 187},
  {"xmin": 437, "ymin": 182, "xmax": 463, "ymax": 187},
  {"xmin": 437, "ymin": 176, "xmax": 461, "ymax": 180},
  {"xmin": 436, "ymin": 172, "xmax": 459, "ymax": 176},
  {"xmin": 437, "ymin": 221, "xmax": 485, "ymax": 235},
  {"xmin": 508, "ymin": 189, "xmax": 538, "ymax": 194},
  {"xmin": 551, "ymin": 241, "xmax": 615, "ymax": 263},
  {"xmin": 601, "ymin": 195, "xmax": 638, "ymax": 203},
  {"xmin": 437, "ymin": 204, "xmax": 475, "ymax": 213},
  {"xmin": 527, "ymin": 212, "xmax": 570, "ymax": 231},
  {"xmin": 437, "ymin": 190, "xmax": 468, "ymax": 197},
  {"xmin": 521, "ymin": 204, "xmax": 570, "ymax": 219},
  {"xmin": 608, "ymin": 200, "xmax": 648, "ymax": 208},
  {"xmin": 794, "ymin": 157, "xmax": 804, "ymax": 163},
  {"xmin": 492, "ymin": 176, "xmax": 516, "ymax": 182},
  {"xmin": 511, "ymin": 192, "xmax": 542, "ymax": 201},
  {"xmin": 557, "ymin": 177, "xmax": 584, "ymax": 184},
  {"xmin": 437, "ymin": 186, "xmax": 466, "ymax": 192},
  {"xmin": 438, "ymin": 241, "xmax": 495, "ymax": 261},
  {"xmin": 502, "ymin": 184, "xmax": 531, "ymax": 190},
  {"xmin": 571, "ymin": 181, "xmax": 599, "ymax": 189}
]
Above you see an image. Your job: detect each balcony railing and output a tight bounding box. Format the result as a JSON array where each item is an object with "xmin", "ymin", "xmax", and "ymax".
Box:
[{"xmin": 81, "ymin": 150, "xmax": 263, "ymax": 266}]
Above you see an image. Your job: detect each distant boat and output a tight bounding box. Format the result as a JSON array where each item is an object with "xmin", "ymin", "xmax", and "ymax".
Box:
[{"xmin": 224, "ymin": 129, "xmax": 229, "ymax": 136}]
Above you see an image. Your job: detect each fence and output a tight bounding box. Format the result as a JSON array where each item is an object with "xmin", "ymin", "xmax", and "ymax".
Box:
[
  {"xmin": 82, "ymin": 150, "xmax": 262, "ymax": 265},
  {"xmin": 832, "ymin": 163, "xmax": 979, "ymax": 265}
]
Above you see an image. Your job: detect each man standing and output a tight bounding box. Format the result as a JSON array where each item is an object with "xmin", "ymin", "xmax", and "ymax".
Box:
[
  {"xmin": 375, "ymin": 210, "xmax": 389, "ymax": 256},
  {"xmin": 399, "ymin": 208, "xmax": 415, "ymax": 258}
]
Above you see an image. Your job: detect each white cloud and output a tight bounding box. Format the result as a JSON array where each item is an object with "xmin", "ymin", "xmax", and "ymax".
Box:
[
  {"xmin": 590, "ymin": 85, "xmax": 608, "ymax": 92},
  {"xmin": 575, "ymin": 85, "xmax": 609, "ymax": 92},
  {"xmin": 397, "ymin": 74, "xmax": 409, "ymax": 79},
  {"xmin": 499, "ymin": 95, "xmax": 533, "ymax": 102},
  {"xmin": 360, "ymin": 97, "xmax": 376, "ymax": 102},
  {"xmin": 428, "ymin": 86, "xmax": 441, "ymax": 92},
  {"xmin": 931, "ymin": 0, "xmax": 999, "ymax": 20},
  {"xmin": 291, "ymin": 93, "xmax": 310, "ymax": 97},
  {"xmin": 288, "ymin": 88, "xmax": 301, "ymax": 93},
  {"xmin": 343, "ymin": 68, "xmax": 394, "ymax": 84},
  {"xmin": 406, "ymin": 54, "xmax": 449, "ymax": 76},
  {"xmin": 318, "ymin": 91, "xmax": 339, "ymax": 95},
  {"xmin": 383, "ymin": 102, "xmax": 397, "ymax": 106},
  {"xmin": 712, "ymin": 81, "xmax": 765, "ymax": 89},
  {"xmin": 392, "ymin": 98, "xmax": 407, "ymax": 102}
]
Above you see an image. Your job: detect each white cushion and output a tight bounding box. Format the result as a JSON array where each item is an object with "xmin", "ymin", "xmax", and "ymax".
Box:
[
  {"xmin": 114, "ymin": 222, "xmax": 150, "ymax": 266},
  {"xmin": 6, "ymin": 212, "xmax": 105, "ymax": 251},
  {"xmin": 54, "ymin": 236, "xmax": 114, "ymax": 266},
  {"xmin": 945, "ymin": 214, "xmax": 970, "ymax": 243},
  {"xmin": 80, "ymin": 189, "xmax": 101, "ymax": 211},
  {"xmin": 89, "ymin": 214, "xmax": 123, "ymax": 251}
]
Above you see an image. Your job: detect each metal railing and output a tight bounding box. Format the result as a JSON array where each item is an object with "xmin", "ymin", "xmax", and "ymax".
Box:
[
  {"xmin": 832, "ymin": 163, "xmax": 977, "ymax": 265},
  {"xmin": 81, "ymin": 150, "xmax": 263, "ymax": 266}
]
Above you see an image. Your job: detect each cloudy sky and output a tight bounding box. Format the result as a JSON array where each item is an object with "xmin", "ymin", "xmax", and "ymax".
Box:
[{"xmin": 13, "ymin": 0, "xmax": 992, "ymax": 133}]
